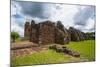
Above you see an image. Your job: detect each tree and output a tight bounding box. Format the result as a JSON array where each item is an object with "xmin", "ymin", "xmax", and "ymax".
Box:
[{"xmin": 11, "ymin": 31, "xmax": 20, "ymax": 42}]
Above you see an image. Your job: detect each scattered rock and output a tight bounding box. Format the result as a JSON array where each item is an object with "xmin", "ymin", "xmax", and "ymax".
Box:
[{"xmin": 49, "ymin": 45, "xmax": 80, "ymax": 57}]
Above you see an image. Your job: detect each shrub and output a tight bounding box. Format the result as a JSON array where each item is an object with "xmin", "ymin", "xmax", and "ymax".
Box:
[{"xmin": 11, "ymin": 31, "xmax": 20, "ymax": 42}]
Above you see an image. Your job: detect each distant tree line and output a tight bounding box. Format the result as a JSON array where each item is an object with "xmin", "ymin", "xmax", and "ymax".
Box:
[{"xmin": 85, "ymin": 32, "xmax": 95, "ymax": 40}]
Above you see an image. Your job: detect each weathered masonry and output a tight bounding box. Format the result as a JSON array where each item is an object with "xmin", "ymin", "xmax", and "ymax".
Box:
[
  {"xmin": 24, "ymin": 20, "xmax": 70, "ymax": 45},
  {"xmin": 24, "ymin": 20, "xmax": 94, "ymax": 45}
]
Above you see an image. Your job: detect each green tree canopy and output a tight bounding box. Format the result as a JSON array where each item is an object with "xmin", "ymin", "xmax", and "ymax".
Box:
[{"xmin": 11, "ymin": 31, "xmax": 20, "ymax": 42}]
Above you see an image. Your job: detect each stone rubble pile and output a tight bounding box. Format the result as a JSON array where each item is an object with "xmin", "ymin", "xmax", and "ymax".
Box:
[{"xmin": 49, "ymin": 45, "xmax": 80, "ymax": 57}]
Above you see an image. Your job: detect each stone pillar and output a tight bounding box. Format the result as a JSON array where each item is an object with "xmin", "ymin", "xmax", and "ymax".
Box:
[
  {"xmin": 24, "ymin": 21, "xmax": 31, "ymax": 40},
  {"xmin": 30, "ymin": 20, "xmax": 38, "ymax": 43},
  {"xmin": 38, "ymin": 21, "xmax": 55, "ymax": 44}
]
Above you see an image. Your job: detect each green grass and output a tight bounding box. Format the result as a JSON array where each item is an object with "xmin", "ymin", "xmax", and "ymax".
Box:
[
  {"xmin": 66, "ymin": 40, "xmax": 95, "ymax": 61},
  {"xmin": 11, "ymin": 40, "xmax": 95, "ymax": 67},
  {"xmin": 11, "ymin": 50, "xmax": 81, "ymax": 67}
]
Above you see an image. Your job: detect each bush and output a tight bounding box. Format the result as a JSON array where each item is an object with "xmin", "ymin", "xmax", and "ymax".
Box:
[{"xmin": 11, "ymin": 31, "xmax": 20, "ymax": 42}]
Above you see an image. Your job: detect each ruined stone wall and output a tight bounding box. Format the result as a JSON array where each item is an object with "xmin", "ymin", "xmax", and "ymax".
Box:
[
  {"xmin": 69, "ymin": 27, "xmax": 85, "ymax": 41},
  {"xmin": 55, "ymin": 21, "xmax": 70, "ymax": 44},
  {"xmin": 24, "ymin": 22, "xmax": 31, "ymax": 40},
  {"xmin": 38, "ymin": 21, "xmax": 55, "ymax": 44},
  {"xmin": 24, "ymin": 20, "xmax": 70, "ymax": 45},
  {"xmin": 55, "ymin": 28, "xmax": 65, "ymax": 44},
  {"xmin": 69, "ymin": 27, "xmax": 79, "ymax": 41},
  {"xmin": 66, "ymin": 29, "xmax": 71, "ymax": 42},
  {"xmin": 24, "ymin": 20, "xmax": 92, "ymax": 45},
  {"xmin": 30, "ymin": 20, "xmax": 39, "ymax": 43}
]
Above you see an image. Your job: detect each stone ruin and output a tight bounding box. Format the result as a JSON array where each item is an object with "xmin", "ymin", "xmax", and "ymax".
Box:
[
  {"xmin": 69, "ymin": 27, "xmax": 85, "ymax": 41},
  {"xmin": 24, "ymin": 20, "xmax": 70, "ymax": 45},
  {"xmin": 24, "ymin": 21, "xmax": 31, "ymax": 40},
  {"xmin": 24, "ymin": 20, "xmax": 94, "ymax": 45},
  {"xmin": 10, "ymin": 20, "xmax": 95, "ymax": 58},
  {"xmin": 49, "ymin": 45, "xmax": 80, "ymax": 57}
]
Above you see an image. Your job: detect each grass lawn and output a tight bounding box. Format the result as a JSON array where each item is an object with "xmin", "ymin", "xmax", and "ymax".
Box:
[
  {"xmin": 66, "ymin": 40, "xmax": 95, "ymax": 61},
  {"xmin": 11, "ymin": 40, "xmax": 95, "ymax": 67}
]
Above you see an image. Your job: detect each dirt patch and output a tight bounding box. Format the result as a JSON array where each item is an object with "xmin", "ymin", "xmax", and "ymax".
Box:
[
  {"xmin": 11, "ymin": 41, "xmax": 51, "ymax": 57},
  {"xmin": 11, "ymin": 41, "xmax": 38, "ymax": 50},
  {"xmin": 11, "ymin": 46, "xmax": 43, "ymax": 57}
]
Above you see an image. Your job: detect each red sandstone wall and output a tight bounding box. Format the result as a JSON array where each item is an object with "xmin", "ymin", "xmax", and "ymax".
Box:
[
  {"xmin": 24, "ymin": 22, "xmax": 31, "ymax": 40},
  {"xmin": 38, "ymin": 22, "xmax": 55, "ymax": 44}
]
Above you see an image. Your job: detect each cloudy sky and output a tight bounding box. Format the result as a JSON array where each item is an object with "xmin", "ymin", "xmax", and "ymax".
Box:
[{"xmin": 11, "ymin": 0, "xmax": 95, "ymax": 37}]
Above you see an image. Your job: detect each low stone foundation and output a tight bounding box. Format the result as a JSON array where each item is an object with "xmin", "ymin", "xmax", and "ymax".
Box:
[{"xmin": 49, "ymin": 45, "xmax": 80, "ymax": 57}]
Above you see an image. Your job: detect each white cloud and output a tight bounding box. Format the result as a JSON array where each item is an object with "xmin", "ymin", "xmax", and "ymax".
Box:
[
  {"xmin": 11, "ymin": 1, "xmax": 17, "ymax": 16},
  {"xmin": 31, "ymin": 4, "xmax": 80, "ymax": 28},
  {"xmin": 11, "ymin": 17, "xmax": 24, "ymax": 37},
  {"xmin": 48, "ymin": 4, "xmax": 80, "ymax": 27},
  {"xmin": 74, "ymin": 18, "xmax": 95, "ymax": 32},
  {"xmin": 84, "ymin": 18, "xmax": 95, "ymax": 32},
  {"xmin": 11, "ymin": 1, "xmax": 95, "ymax": 37},
  {"xmin": 11, "ymin": 22, "xmax": 24, "ymax": 37}
]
